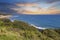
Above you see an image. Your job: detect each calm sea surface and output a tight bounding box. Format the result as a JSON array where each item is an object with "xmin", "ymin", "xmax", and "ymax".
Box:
[{"xmin": 11, "ymin": 14, "xmax": 60, "ymax": 28}]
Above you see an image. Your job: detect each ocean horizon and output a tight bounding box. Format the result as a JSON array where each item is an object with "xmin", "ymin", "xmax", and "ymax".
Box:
[{"xmin": 10, "ymin": 14, "xmax": 60, "ymax": 29}]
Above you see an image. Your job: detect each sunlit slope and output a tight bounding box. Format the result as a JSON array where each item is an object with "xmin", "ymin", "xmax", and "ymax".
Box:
[{"xmin": 0, "ymin": 19, "xmax": 60, "ymax": 40}]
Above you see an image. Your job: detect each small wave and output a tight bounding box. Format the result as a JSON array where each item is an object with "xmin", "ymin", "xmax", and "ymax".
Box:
[{"xmin": 30, "ymin": 24, "xmax": 46, "ymax": 30}]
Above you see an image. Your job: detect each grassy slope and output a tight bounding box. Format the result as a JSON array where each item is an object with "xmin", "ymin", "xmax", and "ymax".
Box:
[{"xmin": 0, "ymin": 19, "xmax": 60, "ymax": 40}]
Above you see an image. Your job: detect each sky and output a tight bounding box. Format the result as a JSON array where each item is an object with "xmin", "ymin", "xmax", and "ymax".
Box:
[
  {"xmin": 0, "ymin": 0, "xmax": 60, "ymax": 28},
  {"xmin": 0, "ymin": 0, "xmax": 60, "ymax": 15}
]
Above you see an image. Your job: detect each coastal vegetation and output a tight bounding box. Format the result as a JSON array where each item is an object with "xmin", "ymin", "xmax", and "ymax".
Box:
[{"xmin": 0, "ymin": 18, "xmax": 60, "ymax": 40}]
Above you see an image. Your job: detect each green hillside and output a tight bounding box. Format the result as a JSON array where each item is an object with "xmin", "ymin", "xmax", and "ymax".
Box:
[{"xmin": 0, "ymin": 18, "xmax": 60, "ymax": 40}]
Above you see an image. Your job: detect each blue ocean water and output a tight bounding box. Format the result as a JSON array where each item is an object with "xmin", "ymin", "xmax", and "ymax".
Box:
[{"xmin": 11, "ymin": 14, "xmax": 60, "ymax": 28}]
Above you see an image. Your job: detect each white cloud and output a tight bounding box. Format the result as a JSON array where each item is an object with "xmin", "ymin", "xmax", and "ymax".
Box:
[{"xmin": 11, "ymin": 3, "xmax": 60, "ymax": 15}]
